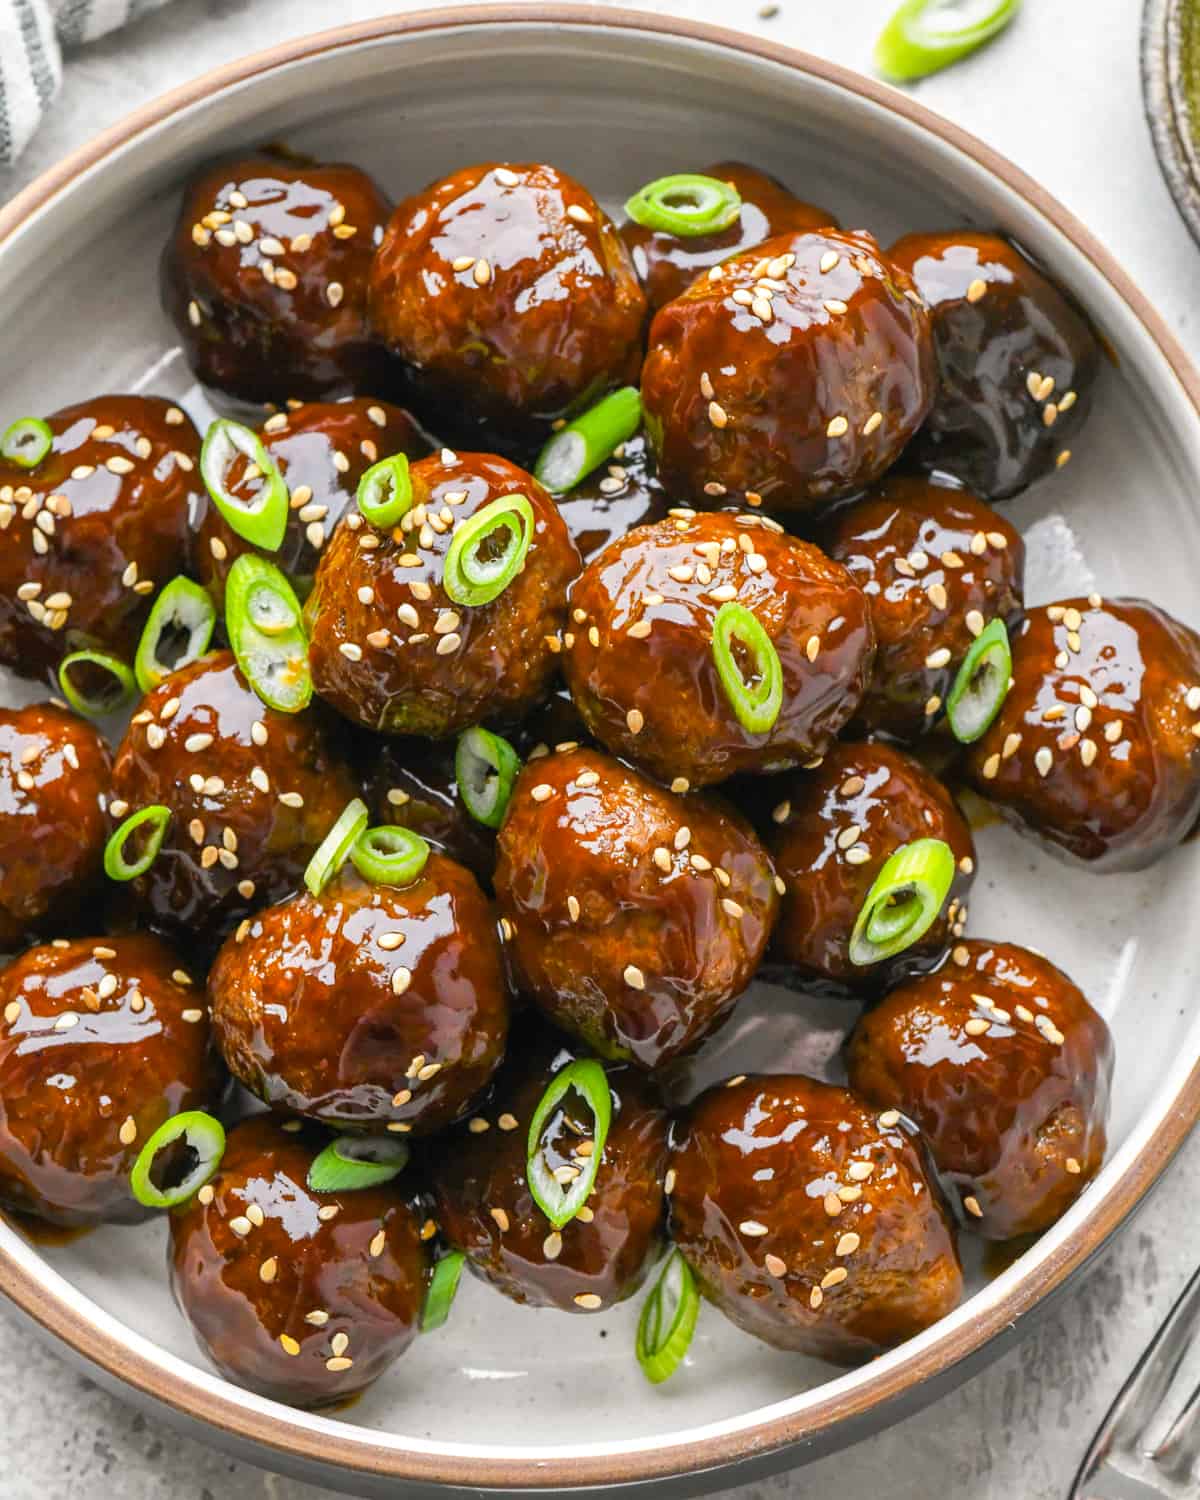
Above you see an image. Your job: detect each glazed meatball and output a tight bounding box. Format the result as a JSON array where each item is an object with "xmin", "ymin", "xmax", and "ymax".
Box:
[
  {"xmin": 554, "ymin": 432, "xmax": 669, "ymax": 565},
  {"xmin": 890, "ymin": 231, "xmax": 1100, "ymax": 499},
  {"xmin": 0, "ymin": 395, "xmax": 200, "ymax": 682},
  {"xmin": 162, "ymin": 154, "xmax": 392, "ymax": 404},
  {"xmin": 620, "ymin": 161, "xmax": 835, "ymax": 312},
  {"xmin": 0, "ymin": 935, "xmax": 217, "ymax": 1226},
  {"xmin": 110, "ymin": 651, "xmax": 358, "ymax": 939},
  {"xmin": 209, "ymin": 858, "xmax": 508, "ymax": 1135},
  {"xmin": 848, "ymin": 940, "xmax": 1113, "ymax": 1239},
  {"xmin": 195, "ymin": 398, "xmax": 429, "ymax": 606},
  {"xmin": 306, "ymin": 451, "xmax": 579, "ymax": 737},
  {"xmin": 563, "ymin": 509, "xmax": 873, "ymax": 788},
  {"xmin": 669, "ymin": 1075, "xmax": 962, "ymax": 1362},
  {"xmin": 170, "ymin": 1116, "xmax": 429, "ymax": 1407},
  {"xmin": 369, "ymin": 163, "xmax": 645, "ymax": 443},
  {"xmin": 495, "ymin": 748, "xmax": 779, "ymax": 1070},
  {"xmin": 766, "ymin": 741, "xmax": 975, "ymax": 988},
  {"xmin": 363, "ymin": 737, "xmax": 496, "ymax": 888},
  {"xmin": 434, "ymin": 1025, "xmax": 668, "ymax": 1312},
  {"xmin": 0, "ymin": 703, "xmax": 110, "ymax": 949},
  {"xmin": 963, "ymin": 597, "xmax": 1200, "ymax": 871},
  {"xmin": 641, "ymin": 229, "xmax": 935, "ymax": 513},
  {"xmin": 823, "ymin": 475, "xmax": 1025, "ymax": 740}
]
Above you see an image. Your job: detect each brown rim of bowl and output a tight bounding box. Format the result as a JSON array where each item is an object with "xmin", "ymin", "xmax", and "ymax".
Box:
[{"xmin": 2, "ymin": 5, "xmax": 1200, "ymax": 1491}]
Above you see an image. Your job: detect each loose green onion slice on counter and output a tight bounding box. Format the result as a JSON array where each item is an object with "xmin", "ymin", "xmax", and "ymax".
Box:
[
  {"xmin": 200, "ymin": 417, "xmax": 289, "ymax": 551},
  {"xmin": 443, "ymin": 494, "xmax": 534, "ymax": 607},
  {"xmin": 945, "ymin": 618, "xmax": 1012, "ymax": 743},
  {"xmin": 455, "ymin": 726, "xmax": 521, "ymax": 829},
  {"xmin": 134, "ymin": 575, "xmax": 216, "ymax": 693},
  {"xmin": 0, "ymin": 416, "xmax": 53, "ymax": 469},
  {"xmin": 636, "ymin": 1250, "xmax": 700, "ymax": 1384},
  {"xmin": 225, "ymin": 553, "xmax": 311, "ymax": 714},
  {"xmin": 534, "ymin": 387, "xmax": 642, "ymax": 495},
  {"xmin": 58, "ymin": 650, "xmax": 137, "ymax": 718},
  {"xmin": 422, "ymin": 1251, "xmax": 466, "ymax": 1332},
  {"xmin": 304, "ymin": 797, "xmax": 369, "ymax": 896},
  {"xmin": 711, "ymin": 601, "xmax": 783, "ymax": 734},
  {"xmin": 104, "ymin": 805, "xmax": 171, "ymax": 882},
  {"xmin": 357, "ymin": 453, "xmax": 414, "ymax": 529},
  {"xmin": 875, "ymin": 0, "xmax": 1021, "ymax": 83},
  {"xmin": 526, "ymin": 1058, "xmax": 612, "ymax": 1229},
  {"xmin": 129, "ymin": 1110, "xmax": 226, "ymax": 1210},
  {"xmin": 350, "ymin": 825, "xmax": 430, "ymax": 887},
  {"xmin": 848, "ymin": 838, "xmax": 956, "ymax": 967},
  {"xmin": 308, "ymin": 1135, "xmax": 410, "ymax": 1193},
  {"xmin": 624, "ymin": 173, "xmax": 742, "ymax": 237}
]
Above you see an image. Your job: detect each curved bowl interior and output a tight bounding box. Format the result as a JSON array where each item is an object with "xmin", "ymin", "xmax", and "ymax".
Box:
[{"xmin": 2, "ymin": 9, "xmax": 1200, "ymax": 1494}]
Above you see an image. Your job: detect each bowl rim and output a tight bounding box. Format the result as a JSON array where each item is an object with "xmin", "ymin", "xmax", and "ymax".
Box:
[{"xmin": 3, "ymin": 4, "xmax": 1200, "ymax": 1491}]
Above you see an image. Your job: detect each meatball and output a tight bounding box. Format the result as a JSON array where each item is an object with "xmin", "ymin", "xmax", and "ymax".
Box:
[
  {"xmin": 195, "ymin": 398, "xmax": 428, "ymax": 606},
  {"xmin": 162, "ymin": 154, "xmax": 392, "ymax": 405},
  {"xmin": 848, "ymin": 940, "xmax": 1113, "ymax": 1239},
  {"xmin": 110, "ymin": 651, "xmax": 358, "ymax": 939},
  {"xmin": 554, "ymin": 432, "xmax": 669, "ymax": 565},
  {"xmin": 0, "ymin": 934, "xmax": 217, "ymax": 1226},
  {"xmin": 434, "ymin": 1024, "xmax": 668, "ymax": 1311},
  {"xmin": 669, "ymin": 1075, "xmax": 962, "ymax": 1362},
  {"xmin": 170, "ymin": 1116, "xmax": 429, "ymax": 1407},
  {"xmin": 766, "ymin": 741, "xmax": 975, "ymax": 988},
  {"xmin": 889, "ymin": 231, "xmax": 1100, "ymax": 499},
  {"xmin": 620, "ymin": 161, "xmax": 836, "ymax": 312},
  {"xmin": 495, "ymin": 748, "xmax": 779, "ymax": 1070},
  {"xmin": 0, "ymin": 703, "xmax": 111, "ymax": 949},
  {"xmin": 0, "ymin": 395, "xmax": 201, "ymax": 682},
  {"xmin": 368, "ymin": 163, "xmax": 645, "ymax": 443},
  {"xmin": 209, "ymin": 858, "xmax": 509, "ymax": 1135},
  {"xmin": 823, "ymin": 475, "xmax": 1025, "ymax": 740},
  {"xmin": 640, "ymin": 229, "xmax": 935, "ymax": 513},
  {"xmin": 963, "ymin": 597, "xmax": 1200, "ymax": 871},
  {"xmin": 306, "ymin": 450, "xmax": 579, "ymax": 737},
  {"xmin": 563, "ymin": 509, "xmax": 873, "ymax": 788},
  {"xmin": 363, "ymin": 737, "xmax": 496, "ymax": 888}
]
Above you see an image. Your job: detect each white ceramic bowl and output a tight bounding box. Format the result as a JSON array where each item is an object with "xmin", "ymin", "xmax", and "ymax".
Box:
[{"xmin": 2, "ymin": 8, "xmax": 1200, "ymax": 1496}]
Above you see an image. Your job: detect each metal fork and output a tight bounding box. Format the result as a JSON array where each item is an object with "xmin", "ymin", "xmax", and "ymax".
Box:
[{"xmin": 1072, "ymin": 1262, "xmax": 1200, "ymax": 1498}]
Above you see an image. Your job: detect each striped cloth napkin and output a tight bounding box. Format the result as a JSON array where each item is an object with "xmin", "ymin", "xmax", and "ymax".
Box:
[{"xmin": 1, "ymin": 0, "xmax": 174, "ymax": 166}]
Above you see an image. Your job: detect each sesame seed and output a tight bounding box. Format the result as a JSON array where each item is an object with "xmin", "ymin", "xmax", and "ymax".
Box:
[
  {"xmin": 964, "ymin": 1195, "xmax": 984, "ymax": 1219},
  {"xmin": 391, "ymin": 968, "xmax": 412, "ymax": 995},
  {"xmin": 624, "ymin": 964, "xmax": 645, "ymax": 990},
  {"xmin": 543, "ymin": 1231, "xmax": 563, "ymax": 1260},
  {"xmin": 708, "ymin": 401, "xmax": 729, "ymax": 429},
  {"xmin": 304, "ymin": 1310, "xmax": 329, "ymax": 1326},
  {"xmin": 925, "ymin": 647, "xmax": 952, "ymax": 669},
  {"xmin": 965, "ymin": 610, "xmax": 985, "ymax": 637},
  {"xmin": 230, "ymin": 1216, "xmax": 252, "ymax": 1237},
  {"xmin": 810, "ymin": 1287, "xmax": 824, "ymax": 1310},
  {"xmin": 468, "ymin": 1117, "xmax": 489, "ymax": 1134},
  {"xmin": 1066, "ymin": 1158, "xmax": 1082, "ymax": 1175},
  {"xmin": 821, "ymin": 1267, "xmax": 848, "ymax": 1289},
  {"xmin": 339, "ymin": 642, "xmax": 363, "ymax": 662},
  {"xmin": 966, "ymin": 278, "xmax": 987, "ymax": 302},
  {"xmin": 806, "ymin": 635, "xmax": 820, "ymax": 662},
  {"xmin": 317, "ymin": 1205, "xmax": 340, "ymax": 1221},
  {"xmin": 279, "ymin": 1334, "xmax": 301, "ymax": 1356},
  {"xmin": 739, "ymin": 1220, "xmax": 768, "ymax": 1237},
  {"xmin": 835, "ymin": 1232, "xmax": 860, "ymax": 1257},
  {"xmin": 491, "ymin": 1207, "xmax": 510, "ymax": 1231},
  {"xmin": 575, "ymin": 1293, "xmax": 603, "ymax": 1310},
  {"xmin": 846, "ymin": 1160, "xmax": 875, "ymax": 1182},
  {"xmin": 820, "ymin": 250, "xmax": 840, "ymax": 273},
  {"xmin": 863, "ymin": 411, "xmax": 883, "ymax": 436},
  {"xmin": 369, "ymin": 1229, "xmax": 386, "ymax": 1257},
  {"xmin": 326, "ymin": 1357, "xmax": 354, "ymax": 1373},
  {"xmin": 826, "ymin": 415, "xmax": 849, "ymax": 439},
  {"xmin": 473, "ymin": 258, "xmax": 493, "ymax": 286},
  {"xmin": 1035, "ymin": 747, "xmax": 1053, "ymax": 777}
]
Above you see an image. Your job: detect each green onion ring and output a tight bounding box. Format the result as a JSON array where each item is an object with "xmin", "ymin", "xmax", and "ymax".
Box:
[
  {"xmin": 357, "ymin": 453, "xmax": 414, "ymax": 529},
  {"xmin": 200, "ymin": 417, "xmax": 289, "ymax": 551},
  {"xmin": 308, "ymin": 1135, "xmax": 410, "ymax": 1193},
  {"xmin": 534, "ymin": 388, "xmax": 642, "ymax": 495},
  {"xmin": 443, "ymin": 494, "xmax": 534, "ymax": 608},
  {"xmin": 526, "ymin": 1058, "xmax": 613, "ymax": 1229},
  {"xmin": 875, "ymin": 0, "xmax": 1021, "ymax": 83},
  {"xmin": 422, "ymin": 1250, "xmax": 466, "ymax": 1332},
  {"xmin": 455, "ymin": 726, "xmax": 521, "ymax": 829},
  {"xmin": 711, "ymin": 601, "xmax": 783, "ymax": 735},
  {"xmin": 848, "ymin": 838, "xmax": 956, "ymax": 968},
  {"xmin": 129, "ymin": 1110, "xmax": 226, "ymax": 1210},
  {"xmin": 134, "ymin": 576, "xmax": 216, "ymax": 694},
  {"xmin": 636, "ymin": 1250, "xmax": 700, "ymax": 1384},
  {"xmin": 945, "ymin": 618, "xmax": 1012, "ymax": 743},
  {"xmin": 624, "ymin": 173, "xmax": 742, "ymax": 237},
  {"xmin": 104, "ymin": 805, "xmax": 171, "ymax": 882},
  {"xmin": 349, "ymin": 825, "xmax": 430, "ymax": 887},
  {"xmin": 1, "ymin": 417, "xmax": 53, "ymax": 469},
  {"xmin": 304, "ymin": 797, "xmax": 369, "ymax": 896},
  {"xmin": 58, "ymin": 650, "xmax": 137, "ymax": 718},
  {"xmin": 225, "ymin": 553, "xmax": 312, "ymax": 714}
]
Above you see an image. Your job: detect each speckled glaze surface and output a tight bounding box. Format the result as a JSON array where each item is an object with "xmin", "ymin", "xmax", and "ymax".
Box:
[{"xmin": 1143, "ymin": 0, "xmax": 1200, "ymax": 246}]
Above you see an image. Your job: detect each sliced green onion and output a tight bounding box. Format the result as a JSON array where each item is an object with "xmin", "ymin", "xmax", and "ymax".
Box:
[
  {"xmin": 636, "ymin": 1250, "xmax": 700, "ymax": 1383},
  {"xmin": 104, "ymin": 805, "xmax": 171, "ymax": 882},
  {"xmin": 349, "ymin": 824, "xmax": 430, "ymax": 887},
  {"xmin": 422, "ymin": 1250, "xmax": 466, "ymax": 1332},
  {"xmin": 711, "ymin": 601, "xmax": 783, "ymax": 735},
  {"xmin": 848, "ymin": 838, "xmax": 956, "ymax": 967},
  {"xmin": 357, "ymin": 453, "xmax": 413, "ymax": 529},
  {"xmin": 526, "ymin": 1058, "xmax": 612, "ymax": 1229},
  {"xmin": 945, "ymin": 618, "xmax": 1012, "ymax": 743},
  {"xmin": 200, "ymin": 417, "xmax": 289, "ymax": 551},
  {"xmin": 129, "ymin": 1110, "xmax": 226, "ymax": 1209},
  {"xmin": 455, "ymin": 727, "xmax": 521, "ymax": 829},
  {"xmin": 534, "ymin": 388, "xmax": 642, "ymax": 495},
  {"xmin": 225, "ymin": 553, "xmax": 312, "ymax": 714},
  {"xmin": 875, "ymin": 0, "xmax": 1021, "ymax": 83},
  {"xmin": 304, "ymin": 797, "xmax": 369, "ymax": 896},
  {"xmin": 58, "ymin": 650, "xmax": 136, "ymax": 718},
  {"xmin": 1, "ymin": 417, "xmax": 53, "ymax": 469},
  {"xmin": 443, "ymin": 494, "xmax": 534, "ymax": 607},
  {"xmin": 134, "ymin": 576, "xmax": 216, "ymax": 694},
  {"xmin": 308, "ymin": 1135, "xmax": 410, "ymax": 1193},
  {"xmin": 624, "ymin": 173, "xmax": 742, "ymax": 237}
]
